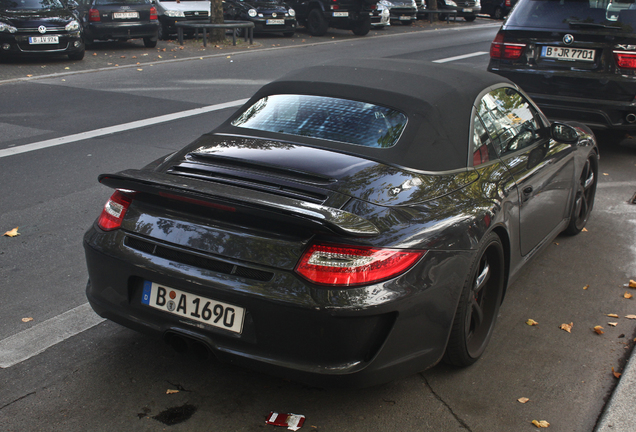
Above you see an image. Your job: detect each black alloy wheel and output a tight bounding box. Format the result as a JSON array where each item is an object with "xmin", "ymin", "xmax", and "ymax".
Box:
[
  {"xmin": 444, "ymin": 232, "xmax": 505, "ymax": 367},
  {"xmin": 68, "ymin": 47, "xmax": 85, "ymax": 61},
  {"xmin": 351, "ymin": 16, "xmax": 371, "ymax": 35},
  {"xmin": 563, "ymin": 153, "xmax": 598, "ymax": 235},
  {"xmin": 464, "ymin": 15, "xmax": 476, "ymax": 21},
  {"xmin": 307, "ymin": 8, "xmax": 329, "ymax": 36},
  {"xmin": 144, "ymin": 36, "xmax": 158, "ymax": 48}
]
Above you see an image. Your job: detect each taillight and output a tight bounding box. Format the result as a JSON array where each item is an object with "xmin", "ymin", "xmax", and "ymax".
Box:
[
  {"xmin": 150, "ymin": 6, "xmax": 158, "ymax": 20},
  {"xmin": 97, "ymin": 190, "xmax": 134, "ymax": 231},
  {"xmin": 490, "ymin": 32, "xmax": 526, "ymax": 60},
  {"xmin": 614, "ymin": 51, "xmax": 636, "ymax": 69},
  {"xmin": 89, "ymin": 8, "xmax": 100, "ymax": 22},
  {"xmin": 505, "ymin": 0, "xmax": 511, "ymax": 6},
  {"xmin": 295, "ymin": 243, "xmax": 425, "ymax": 286}
]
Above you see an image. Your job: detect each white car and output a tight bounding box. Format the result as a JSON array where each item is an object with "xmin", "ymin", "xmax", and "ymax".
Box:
[{"xmin": 154, "ymin": 0, "xmax": 211, "ymax": 40}]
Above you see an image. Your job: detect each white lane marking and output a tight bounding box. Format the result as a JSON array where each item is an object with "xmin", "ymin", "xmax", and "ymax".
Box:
[
  {"xmin": 0, "ymin": 303, "xmax": 105, "ymax": 368},
  {"xmin": 0, "ymin": 98, "xmax": 248, "ymax": 159},
  {"xmin": 433, "ymin": 51, "xmax": 489, "ymax": 63}
]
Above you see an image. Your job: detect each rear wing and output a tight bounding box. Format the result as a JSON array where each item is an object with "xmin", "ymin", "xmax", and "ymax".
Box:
[{"xmin": 99, "ymin": 169, "xmax": 380, "ymax": 237}]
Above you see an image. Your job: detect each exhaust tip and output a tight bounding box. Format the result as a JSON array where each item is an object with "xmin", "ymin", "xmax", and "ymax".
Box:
[
  {"xmin": 165, "ymin": 333, "xmax": 189, "ymax": 354},
  {"xmin": 626, "ymin": 113, "xmax": 636, "ymax": 124}
]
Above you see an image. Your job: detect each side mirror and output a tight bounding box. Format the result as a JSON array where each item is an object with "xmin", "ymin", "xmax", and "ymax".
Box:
[{"xmin": 550, "ymin": 122, "xmax": 579, "ymax": 144}]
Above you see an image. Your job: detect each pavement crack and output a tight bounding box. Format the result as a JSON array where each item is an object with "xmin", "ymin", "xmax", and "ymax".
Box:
[
  {"xmin": 421, "ymin": 374, "xmax": 473, "ymax": 431},
  {"xmin": 0, "ymin": 391, "xmax": 36, "ymax": 411}
]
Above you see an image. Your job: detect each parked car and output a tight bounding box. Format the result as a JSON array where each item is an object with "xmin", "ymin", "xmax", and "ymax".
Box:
[
  {"xmin": 75, "ymin": 0, "xmax": 159, "ymax": 47},
  {"xmin": 286, "ymin": 0, "xmax": 378, "ymax": 36},
  {"xmin": 153, "ymin": 0, "xmax": 211, "ymax": 40},
  {"xmin": 371, "ymin": 3, "xmax": 391, "ymax": 27},
  {"xmin": 0, "ymin": 0, "xmax": 85, "ymax": 60},
  {"xmin": 84, "ymin": 59, "xmax": 598, "ymax": 387},
  {"xmin": 378, "ymin": 0, "xmax": 417, "ymax": 25},
  {"xmin": 437, "ymin": 0, "xmax": 480, "ymax": 21},
  {"xmin": 479, "ymin": 0, "xmax": 515, "ymax": 19},
  {"xmin": 223, "ymin": 0, "xmax": 297, "ymax": 37},
  {"xmin": 488, "ymin": 0, "xmax": 636, "ymax": 132}
]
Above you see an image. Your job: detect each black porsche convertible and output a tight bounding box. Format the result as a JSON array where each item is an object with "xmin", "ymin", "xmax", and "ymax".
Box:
[{"xmin": 84, "ymin": 59, "xmax": 598, "ymax": 387}]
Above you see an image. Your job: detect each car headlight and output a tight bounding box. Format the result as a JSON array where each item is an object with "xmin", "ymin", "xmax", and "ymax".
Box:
[
  {"xmin": 0, "ymin": 21, "xmax": 17, "ymax": 33},
  {"xmin": 288, "ymin": 8, "xmax": 295, "ymax": 16},
  {"xmin": 474, "ymin": 0, "xmax": 480, "ymax": 6},
  {"xmin": 248, "ymin": 8, "xmax": 257, "ymax": 17},
  {"xmin": 444, "ymin": 0, "xmax": 457, "ymax": 5},
  {"xmin": 65, "ymin": 20, "xmax": 80, "ymax": 31},
  {"xmin": 164, "ymin": 10, "xmax": 185, "ymax": 17}
]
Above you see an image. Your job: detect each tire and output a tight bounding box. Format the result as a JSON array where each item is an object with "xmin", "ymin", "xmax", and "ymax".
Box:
[
  {"xmin": 307, "ymin": 8, "xmax": 329, "ymax": 36},
  {"xmin": 444, "ymin": 232, "xmax": 505, "ymax": 367},
  {"xmin": 158, "ymin": 23, "xmax": 169, "ymax": 41},
  {"xmin": 68, "ymin": 47, "xmax": 85, "ymax": 61},
  {"xmin": 563, "ymin": 153, "xmax": 598, "ymax": 235},
  {"xmin": 283, "ymin": 31, "xmax": 295, "ymax": 37},
  {"xmin": 351, "ymin": 16, "xmax": 371, "ymax": 36},
  {"xmin": 401, "ymin": 20, "xmax": 413, "ymax": 25},
  {"xmin": 492, "ymin": 6, "xmax": 504, "ymax": 20},
  {"xmin": 464, "ymin": 15, "xmax": 476, "ymax": 21},
  {"xmin": 143, "ymin": 36, "xmax": 157, "ymax": 48}
]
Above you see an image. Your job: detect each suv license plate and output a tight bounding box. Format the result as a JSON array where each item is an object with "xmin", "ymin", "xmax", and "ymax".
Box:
[
  {"xmin": 333, "ymin": 11, "xmax": 349, "ymax": 17},
  {"xmin": 266, "ymin": 19, "xmax": 285, "ymax": 24},
  {"xmin": 29, "ymin": 36, "xmax": 59, "ymax": 44},
  {"xmin": 541, "ymin": 46, "xmax": 595, "ymax": 62},
  {"xmin": 399, "ymin": 15, "xmax": 412, "ymax": 20},
  {"xmin": 114, "ymin": 12, "xmax": 139, "ymax": 19},
  {"xmin": 141, "ymin": 281, "xmax": 245, "ymax": 334},
  {"xmin": 463, "ymin": 8, "xmax": 472, "ymax": 12}
]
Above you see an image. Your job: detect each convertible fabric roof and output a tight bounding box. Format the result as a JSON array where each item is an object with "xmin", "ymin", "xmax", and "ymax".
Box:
[{"xmin": 220, "ymin": 58, "xmax": 513, "ymax": 172}]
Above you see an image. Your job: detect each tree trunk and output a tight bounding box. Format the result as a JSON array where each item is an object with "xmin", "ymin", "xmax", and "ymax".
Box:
[{"xmin": 209, "ymin": 0, "xmax": 225, "ymax": 43}]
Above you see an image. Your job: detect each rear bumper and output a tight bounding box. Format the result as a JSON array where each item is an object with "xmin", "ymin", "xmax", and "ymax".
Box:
[
  {"xmin": 86, "ymin": 22, "xmax": 159, "ymax": 40},
  {"xmin": 84, "ymin": 226, "xmax": 471, "ymax": 387}
]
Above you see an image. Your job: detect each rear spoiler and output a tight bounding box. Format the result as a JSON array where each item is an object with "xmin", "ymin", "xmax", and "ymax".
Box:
[{"xmin": 98, "ymin": 169, "xmax": 380, "ymax": 237}]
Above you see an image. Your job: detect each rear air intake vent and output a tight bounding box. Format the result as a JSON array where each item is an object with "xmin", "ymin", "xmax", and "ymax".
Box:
[{"xmin": 124, "ymin": 236, "xmax": 273, "ymax": 282}]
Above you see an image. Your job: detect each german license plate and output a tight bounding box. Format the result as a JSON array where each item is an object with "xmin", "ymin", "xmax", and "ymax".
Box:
[
  {"xmin": 541, "ymin": 46, "xmax": 595, "ymax": 62},
  {"xmin": 114, "ymin": 11, "xmax": 139, "ymax": 19},
  {"xmin": 266, "ymin": 19, "xmax": 285, "ymax": 25},
  {"xmin": 29, "ymin": 36, "xmax": 59, "ymax": 44},
  {"xmin": 399, "ymin": 15, "xmax": 412, "ymax": 20},
  {"xmin": 141, "ymin": 281, "xmax": 245, "ymax": 334},
  {"xmin": 333, "ymin": 11, "xmax": 349, "ymax": 17},
  {"xmin": 462, "ymin": 8, "xmax": 472, "ymax": 12}
]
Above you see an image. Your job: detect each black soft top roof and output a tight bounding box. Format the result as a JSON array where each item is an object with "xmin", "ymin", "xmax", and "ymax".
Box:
[{"xmin": 219, "ymin": 58, "xmax": 513, "ymax": 172}]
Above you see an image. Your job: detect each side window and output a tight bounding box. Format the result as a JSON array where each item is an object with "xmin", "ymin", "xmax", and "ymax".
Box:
[
  {"xmin": 471, "ymin": 115, "xmax": 496, "ymax": 167},
  {"xmin": 477, "ymin": 88, "xmax": 544, "ymax": 157}
]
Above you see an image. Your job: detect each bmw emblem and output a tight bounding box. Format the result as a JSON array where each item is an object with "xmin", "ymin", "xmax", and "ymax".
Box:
[
  {"xmin": 38, "ymin": 25, "xmax": 47, "ymax": 34},
  {"xmin": 272, "ymin": 13, "xmax": 277, "ymax": 17},
  {"xmin": 563, "ymin": 34, "xmax": 574, "ymax": 45}
]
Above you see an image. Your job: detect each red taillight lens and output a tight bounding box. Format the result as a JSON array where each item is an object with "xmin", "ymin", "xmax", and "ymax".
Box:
[
  {"xmin": 505, "ymin": 0, "xmax": 511, "ymax": 6},
  {"xmin": 614, "ymin": 51, "xmax": 636, "ymax": 69},
  {"xmin": 97, "ymin": 190, "xmax": 134, "ymax": 231},
  {"xmin": 490, "ymin": 32, "xmax": 526, "ymax": 60},
  {"xmin": 150, "ymin": 6, "xmax": 158, "ymax": 20},
  {"xmin": 295, "ymin": 243, "xmax": 425, "ymax": 286},
  {"xmin": 89, "ymin": 8, "xmax": 100, "ymax": 22}
]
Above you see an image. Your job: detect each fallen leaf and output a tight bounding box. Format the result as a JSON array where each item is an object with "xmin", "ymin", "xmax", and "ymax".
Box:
[
  {"xmin": 21, "ymin": 317, "xmax": 33, "ymax": 323},
  {"xmin": 65, "ymin": 67, "xmax": 70, "ymax": 70},
  {"xmin": 582, "ymin": 228, "xmax": 588, "ymax": 232},
  {"xmin": 120, "ymin": 55, "xmax": 126, "ymax": 58},
  {"xmin": 532, "ymin": 420, "xmax": 550, "ymax": 428},
  {"xmin": 227, "ymin": 55, "xmax": 231, "ymax": 58},
  {"xmin": 583, "ymin": 284, "xmax": 589, "ymax": 290},
  {"xmin": 625, "ymin": 315, "xmax": 636, "ymax": 319},
  {"xmin": 624, "ymin": 292, "xmax": 633, "ymax": 299},
  {"xmin": 608, "ymin": 322, "xmax": 618, "ymax": 326},
  {"xmin": 526, "ymin": 319, "xmax": 539, "ymax": 326},
  {"xmin": 137, "ymin": 69, "xmax": 143, "ymax": 71},
  {"xmin": 132, "ymin": 56, "xmax": 137, "ymax": 59},
  {"xmin": 593, "ymin": 325, "xmax": 604, "ymax": 335},
  {"xmin": 518, "ymin": 397, "xmax": 529, "ymax": 403},
  {"xmin": 166, "ymin": 389, "xmax": 179, "ymax": 394},
  {"xmin": 603, "ymin": 173, "xmax": 609, "ymax": 176},
  {"xmin": 92, "ymin": 52, "xmax": 97, "ymax": 56},
  {"xmin": 612, "ymin": 367, "xmax": 621, "ymax": 379},
  {"xmin": 26, "ymin": 74, "xmax": 33, "ymax": 77},
  {"xmin": 630, "ymin": 280, "xmax": 636, "ymax": 288},
  {"xmin": 560, "ymin": 322, "xmax": 573, "ymax": 333},
  {"xmin": 607, "ymin": 314, "xmax": 619, "ymax": 318},
  {"xmin": 4, "ymin": 227, "xmax": 20, "ymax": 237},
  {"xmin": 554, "ymin": 242, "xmax": 559, "ymax": 246}
]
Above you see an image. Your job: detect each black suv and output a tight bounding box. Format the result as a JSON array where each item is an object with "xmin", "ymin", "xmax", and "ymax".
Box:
[
  {"xmin": 287, "ymin": 0, "xmax": 378, "ymax": 36},
  {"xmin": 488, "ymin": 0, "xmax": 636, "ymax": 132}
]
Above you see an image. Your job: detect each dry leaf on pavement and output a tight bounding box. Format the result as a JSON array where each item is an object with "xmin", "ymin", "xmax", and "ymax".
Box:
[
  {"xmin": 607, "ymin": 314, "xmax": 619, "ymax": 318},
  {"xmin": 532, "ymin": 420, "xmax": 550, "ymax": 428},
  {"xmin": 630, "ymin": 280, "xmax": 636, "ymax": 288},
  {"xmin": 593, "ymin": 326, "xmax": 604, "ymax": 335},
  {"xmin": 21, "ymin": 317, "xmax": 33, "ymax": 323},
  {"xmin": 612, "ymin": 367, "xmax": 621, "ymax": 379},
  {"xmin": 518, "ymin": 397, "xmax": 530, "ymax": 403},
  {"xmin": 166, "ymin": 389, "xmax": 179, "ymax": 394},
  {"xmin": 583, "ymin": 284, "xmax": 589, "ymax": 290},
  {"xmin": 526, "ymin": 319, "xmax": 538, "ymax": 326},
  {"xmin": 625, "ymin": 315, "xmax": 636, "ymax": 319},
  {"xmin": 608, "ymin": 322, "xmax": 618, "ymax": 327},
  {"xmin": 624, "ymin": 292, "xmax": 633, "ymax": 299},
  {"xmin": 560, "ymin": 322, "xmax": 573, "ymax": 333},
  {"xmin": 3, "ymin": 227, "xmax": 20, "ymax": 237}
]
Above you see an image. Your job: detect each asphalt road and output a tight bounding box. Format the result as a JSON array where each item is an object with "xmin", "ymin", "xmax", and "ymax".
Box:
[{"xmin": 1, "ymin": 18, "xmax": 636, "ymax": 432}]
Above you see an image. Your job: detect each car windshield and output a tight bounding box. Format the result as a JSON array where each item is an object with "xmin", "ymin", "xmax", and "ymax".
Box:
[
  {"xmin": 1, "ymin": 0, "xmax": 65, "ymax": 9},
  {"xmin": 95, "ymin": 0, "xmax": 148, "ymax": 4},
  {"xmin": 507, "ymin": 0, "xmax": 636, "ymax": 31},
  {"xmin": 232, "ymin": 95, "xmax": 407, "ymax": 148}
]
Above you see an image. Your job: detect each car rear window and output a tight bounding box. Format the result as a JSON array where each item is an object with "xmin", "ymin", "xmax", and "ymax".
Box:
[
  {"xmin": 95, "ymin": 0, "xmax": 148, "ymax": 4},
  {"xmin": 507, "ymin": 0, "xmax": 636, "ymax": 31},
  {"xmin": 2, "ymin": 0, "xmax": 65, "ymax": 9},
  {"xmin": 231, "ymin": 95, "xmax": 408, "ymax": 148}
]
